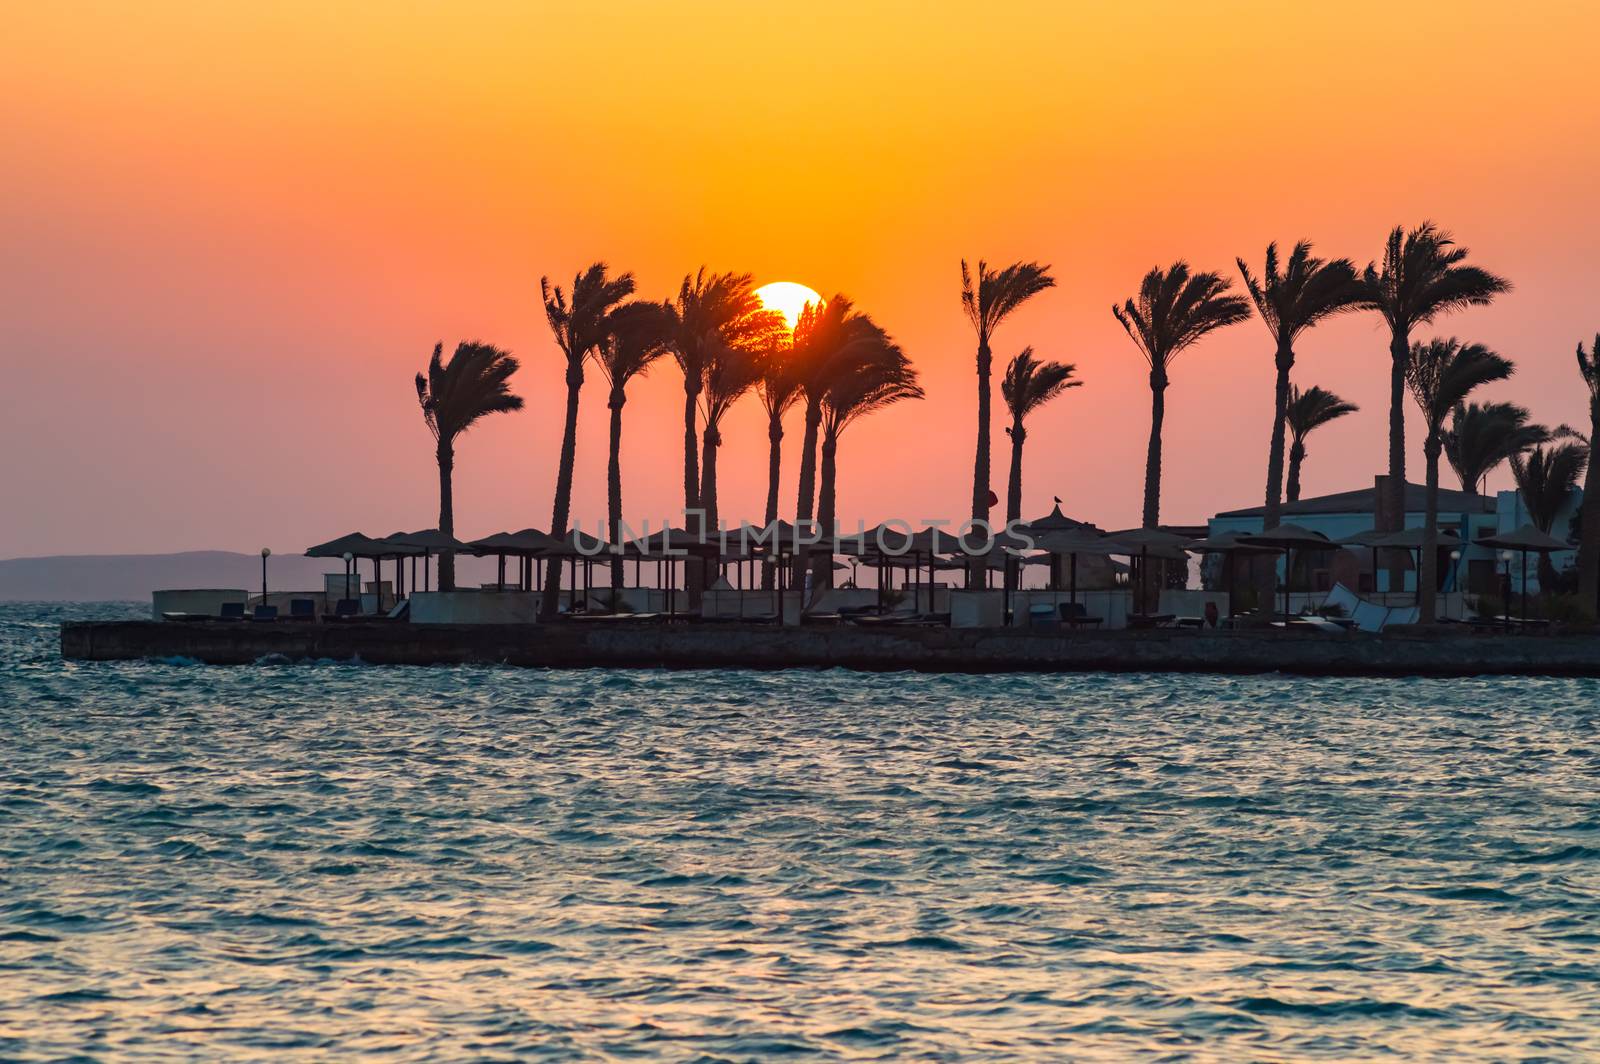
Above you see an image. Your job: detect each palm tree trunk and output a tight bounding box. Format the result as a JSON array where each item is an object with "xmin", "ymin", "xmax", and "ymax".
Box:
[
  {"xmin": 814, "ymin": 431, "xmax": 839, "ymax": 591},
  {"xmin": 972, "ymin": 337, "xmax": 991, "ymax": 522},
  {"xmin": 1262, "ymin": 344, "xmax": 1292, "ymax": 530},
  {"xmin": 1386, "ymin": 331, "xmax": 1409, "ymax": 522},
  {"xmin": 1419, "ymin": 436, "xmax": 1441, "ymax": 623},
  {"xmin": 700, "ymin": 423, "xmax": 720, "ymax": 540},
  {"xmin": 762, "ymin": 412, "xmax": 783, "ymax": 590},
  {"xmin": 540, "ymin": 358, "xmax": 582, "ymax": 620},
  {"xmin": 1006, "ymin": 418, "xmax": 1025, "ymax": 524},
  {"xmin": 1287, "ymin": 440, "xmax": 1306, "ymax": 504},
  {"xmin": 792, "ymin": 400, "xmax": 822, "ymax": 584},
  {"xmin": 1578, "ymin": 402, "xmax": 1600, "ymax": 614},
  {"xmin": 436, "ymin": 441, "xmax": 455, "ymax": 592},
  {"xmin": 1142, "ymin": 371, "xmax": 1166, "ymax": 529},
  {"xmin": 681, "ymin": 378, "xmax": 703, "ymax": 604},
  {"xmin": 607, "ymin": 387, "xmax": 626, "ymax": 590}
]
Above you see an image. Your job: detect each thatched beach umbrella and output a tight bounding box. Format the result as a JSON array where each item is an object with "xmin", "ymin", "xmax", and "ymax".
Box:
[
  {"xmin": 1237, "ymin": 523, "xmax": 1334, "ymax": 624},
  {"xmin": 1184, "ymin": 531, "xmax": 1279, "ymax": 617},
  {"xmin": 1476, "ymin": 524, "xmax": 1572, "ymax": 625},
  {"xmin": 383, "ymin": 529, "xmax": 466, "ymax": 593}
]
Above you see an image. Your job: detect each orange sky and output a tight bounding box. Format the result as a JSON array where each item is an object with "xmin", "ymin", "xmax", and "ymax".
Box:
[{"xmin": 4, "ymin": 2, "xmax": 1599, "ymax": 556}]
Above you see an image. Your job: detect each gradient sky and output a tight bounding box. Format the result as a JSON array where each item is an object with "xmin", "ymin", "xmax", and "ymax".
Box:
[{"xmin": 4, "ymin": 2, "xmax": 1599, "ymax": 557}]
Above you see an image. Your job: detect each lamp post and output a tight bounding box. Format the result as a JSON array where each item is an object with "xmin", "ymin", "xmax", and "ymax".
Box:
[
  {"xmin": 1501, "ymin": 549, "xmax": 1514, "ymax": 632},
  {"xmin": 260, "ymin": 547, "xmax": 271, "ymax": 606},
  {"xmin": 342, "ymin": 551, "xmax": 353, "ymax": 604}
]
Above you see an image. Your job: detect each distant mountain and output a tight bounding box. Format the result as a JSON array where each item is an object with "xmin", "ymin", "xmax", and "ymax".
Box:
[{"xmin": 0, "ymin": 550, "xmax": 505, "ymax": 602}]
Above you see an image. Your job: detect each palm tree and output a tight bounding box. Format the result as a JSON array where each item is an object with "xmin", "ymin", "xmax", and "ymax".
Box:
[
  {"xmin": 790, "ymin": 296, "xmax": 874, "ymax": 541},
  {"xmin": 539, "ymin": 263, "xmax": 635, "ymax": 618},
  {"xmin": 962, "ymin": 260, "xmax": 1055, "ymax": 526},
  {"xmin": 1113, "ymin": 262, "xmax": 1251, "ymax": 528},
  {"xmin": 593, "ymin": 300, "xmax": 673, "ymax": 586},
  {"xmin": 1236, "ymin": 242, "xmax": 1362, "ymax": 529},
  {"xmin": 698, "ymin": 342, "xmax": 769, "ymax": 534},
  {"xmin": 1404, "ymin": 338, "xmax": 1514, "ymax": 621},
  {"xmin": 415, "ymin": 341, "xmax": 523, "ymax": 591},
  {"xmin": 756, "ymin": 339, "xmax": 803, "ymax": 588},
  {"xmin": 1284, "ymin": 385, "xmax": 1359, "ymax": 504},
  {"xmin": 1359, "ymin": 223, "xmax": 1511, "ymax": 527},
  {"xmin": 1512, "ymin": 441, "xmax": 1589, "ymax": 591},
  {"xmin": 815, "ymin": 331, "xmax": 923, "ymax": 587},
  {"xmin": 1442, "ymin": 401, "xmax": 1548, "ymax": 495},
  {"xmin": 1575, "ymin": 335, "xmax": 1600, "ymax": 610},
  {"xmin": 1000, "ymin": 348, "xmax": 1080, "ymax": 524}
]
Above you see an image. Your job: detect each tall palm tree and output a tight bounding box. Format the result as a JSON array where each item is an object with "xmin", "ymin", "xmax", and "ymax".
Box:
[
  {"xmin": 415, "ymin": 341, "xmax": 523, "ymax": 591},
  {"xmin": 539, "ymin": 262, "xmax": 635, "ymax": 618},
  {"xmin": 593, "ymin": 300, "xmax": 674, "ymax": 586},
  {"xmin": 1442, "ymin": 401, "xmax": 1548, "ymax": 495},
  {"xmin": 790, "ymin": 296, "xmax": 875, "ymax": 540},
  {"xmin": 962, "ymin": 260, "xmax": 1055, "ymax": 525},
  {"xmin": 1236, "ymin": 241, "xmax": 1362, "ymax": 529},
  {"xmin": 1512, "ymin": 441, "xmax": 1589, "ymax": 591},
  {"xmin": 1359, "ymin": 223, "xmax": 1511, "ymax": 527},
  {"xmin": 1000, "ymin": 348, "xmax": 1080, "ymax": 524},
  {"xmin": 1284, "ymin": 385, "xmax": 1359, "ymax": 504},
  {"xmin": 1575, "ymin": 335, "xmax": 1600, "ymax": 610},
  {"xmin": 1113, "ymin": 262, "xmax": 1250, "ymax": 528},
  {"xmin": 697, "ymin": 342, "xmax": 769, "ymax": 534},
  {"xmin": 815, "ymin": 331, "xmax": 923, "ymax": 587},
  {"xmin": 1404, "ymin": 338, "xmax": 1514, "ymax": 621},
  {"xmin": 756, "ymin": 338, "xmax": 803, "ymax": 588}
]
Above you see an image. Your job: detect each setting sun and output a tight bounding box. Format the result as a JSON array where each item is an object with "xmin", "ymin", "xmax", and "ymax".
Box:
[{"xmin": 754, "ymin": 282, "xmax": 823, "ymax": 330}]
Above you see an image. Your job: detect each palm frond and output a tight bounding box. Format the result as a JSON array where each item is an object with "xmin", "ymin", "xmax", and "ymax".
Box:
[
  {"xmin": 415, "ymin": 340, "xmax": 524, "ymax": 444},
  {"xmin": 1002, "ymin": 346, "xmax": 1081, "ymax": 420},
  {"xmin": 1113, "ymin": 261, "xmax": 1250, "ymax": 373},
  {"xmin": 1443, "ymin": 401, "xmax": 1548, "ymax": 492},
  {"xmin": 1286, "ymin": 385, "xmax": 1358, "ymax": 443},
  {"xmin": 1404, "ymin": 336, "xmax": 1515, "ymax": 434},
  {"xmin": 1512, "ymin": 441, "xmax": 1589, "ymax": 532}
]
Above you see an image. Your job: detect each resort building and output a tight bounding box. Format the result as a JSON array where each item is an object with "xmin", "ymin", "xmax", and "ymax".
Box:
[{"xmin": 1207, "ymin": 476, "xmax": 1580, "ymax": 598}]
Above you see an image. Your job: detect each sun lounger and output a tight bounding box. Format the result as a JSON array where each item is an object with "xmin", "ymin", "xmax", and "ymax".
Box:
[
  {"xmin": 219, "ymin": 602, "xmax": 246, "ymax": 621},
  {"xmin": 1028, "ymin": 603, "xmax": 1059, "ymax": 629},
  {"xmin": 1058, "ymin": 603, "xmax": 1103, "ymax": 628},
  {"xmin": 289, "ymin": 598, "xmax": 316, "ymax": 622},
  {"xmin": 251, "ymin": 604, "xmax": 279, "ymax": 622}
]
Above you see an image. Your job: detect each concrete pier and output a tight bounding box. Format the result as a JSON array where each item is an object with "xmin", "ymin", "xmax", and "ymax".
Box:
[{"xmin": 58, "ymin": 620, "xmax": 1600, "ymax": 677}]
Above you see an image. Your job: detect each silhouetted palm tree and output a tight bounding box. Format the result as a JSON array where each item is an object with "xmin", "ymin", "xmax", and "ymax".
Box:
[
  {"xmin": 790, "ymin": 296, "xmax": 873, "ymax": 539},
  {"xmin": 756, "ymin": 338, "xmax": 804, "ymax": 588},
  {"xmin": 415, "ymin": 341, "xmax": 523, "ymax": 591},
  {"xmin": 540, "ymin": 263, "xmax": 635, "ymax": 617},
  {"xmin": 594, "ymin": 300, "xmax": 674, "ymax": 585},
  {"xmin": 1442, "ymin": 401, "xmax": 1548, "ymax": 495},
  {"xmin": 1000, "ymin": 348, "xmax": 1080, "ymax": 524},
  {"xmin": 962, "ymin": 260, "xmax": 1054, "ymax": 525},
  {"xmin": 1404, "ymin": 338, "xmax": 1514, "ymax": 621},
  {"xmin": 1512, "ymin": 441, "xmax": 1588, "ymax": 591},
  {"xmin": 698, "ymin": 342, "xmax": 770, "ymax": 534},
  {"xmin": 815, "ymin": 332, "xmax": 923, "ymax": 587},
  {"xmin": 1360, "ymin": 223, "xmax": 1511, "ymax": 526},
  {"xmin": 1576, "ymin": 335, "xmax": 1600, "ymax": 610},
  {"xmin": 1236, "ymin": 242, "xmax": 1362, "ymax": 529},
  {"xmin": 1113, "ymin": 262, "xmax": 1250, "ymax": 527},
  {"xmin": 1284, "ymin": 385, "xmax": 1358, "ymax": 504}
]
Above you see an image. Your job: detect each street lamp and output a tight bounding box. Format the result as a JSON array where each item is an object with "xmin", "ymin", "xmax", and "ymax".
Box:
[
  {"xmin": 1500, "ymin": 549, "xmax": 1514, "ymax": 631},
  {"xmin": 342, "ymin": 551, "xmax": 354, "ymax": 604},
  {"xmin": 260, "ymin": 547, "xmax": 271, "ymax": 606}
]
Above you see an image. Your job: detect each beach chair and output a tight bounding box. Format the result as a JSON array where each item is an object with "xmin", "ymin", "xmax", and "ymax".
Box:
[
  {"xmin": 331, "ymin": 598, "xmax": 361, "ymax": 619},
  {"xmin": 289, "ymin": 598, "xmax": 316, "ymax": 622},
  {"xmin": 1059, "ymin": 602, "xmax": 1103, "ymax": 629},
  {"xmin": 251, "ymin": 604, "xmax": 279, "ymax": 622},
  {"xmin": 219, "ymin": 601, "xmax": 246, "ymax": 621},
  {"xmin": 1028, "ymin": 603, "xmax": 1059, "ymax": 629}
]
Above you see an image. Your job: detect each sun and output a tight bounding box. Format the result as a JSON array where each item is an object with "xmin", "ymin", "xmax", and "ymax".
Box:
[{"xmin": 755, "ymin": 282, "xmax": 823, "ymax": 330}]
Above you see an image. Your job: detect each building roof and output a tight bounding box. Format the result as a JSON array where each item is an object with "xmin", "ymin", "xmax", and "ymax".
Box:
[{"xmin": 1215, "ymin": 482, "xmax": 1494, "ymax": 519}]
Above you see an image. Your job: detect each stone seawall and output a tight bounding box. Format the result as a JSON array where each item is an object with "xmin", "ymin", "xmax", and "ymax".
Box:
[{"xmin": 59, "ymin": 620, "xmax": 1600, "ymax": 677}]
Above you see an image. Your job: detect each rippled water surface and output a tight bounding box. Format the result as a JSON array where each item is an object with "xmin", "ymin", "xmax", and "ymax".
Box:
[{"xmin": 5, "ymin": 603, "xmax": 1600, "ymax": 1060}]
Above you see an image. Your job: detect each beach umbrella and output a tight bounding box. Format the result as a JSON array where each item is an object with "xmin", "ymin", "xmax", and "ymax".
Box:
[
  {"xmin": 1030, "ymin": 529, "xmax": 1124, "ymax": 608},
  {"xmin": 1104, "ymin": 528, "xmax": 1191, "ymax": 616},
  {"xmin": 382, "ymin": 529, "xmax": 464, "ymax": 593},
  {"xmin": 306, "ymin": 532, "xmax": 418, "ymax": 607},
  {"xmin": 1476, "ymin": 524, "xmax": 1572, "ymax": 625},
  {"xmin": 1368, "ymin": 528, "xmax": 1464, "ymax": 607},
  {"xmin": 1237, "ymin": 524, "xmax": 1334, "ymax": 624},
  {"xmin": 1184, "ymin": 531, "xmax": 1279, "ymax": 617}
]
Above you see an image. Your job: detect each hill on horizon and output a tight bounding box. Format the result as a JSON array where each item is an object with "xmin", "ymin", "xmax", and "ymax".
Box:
[{"xmin": 0, "ymin": 550, "xmax": 501, "ymax": 603}]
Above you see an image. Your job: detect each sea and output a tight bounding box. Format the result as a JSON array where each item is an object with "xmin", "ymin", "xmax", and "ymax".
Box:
[{"xmin": 4, "ymin": 601, "xmax": 1600, "ymax": 1061}]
